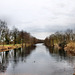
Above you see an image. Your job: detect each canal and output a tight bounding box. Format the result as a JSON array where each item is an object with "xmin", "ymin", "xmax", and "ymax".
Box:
[{"xmin": 0, "ymin": 43, "xmax": 75, "ymax": 75}]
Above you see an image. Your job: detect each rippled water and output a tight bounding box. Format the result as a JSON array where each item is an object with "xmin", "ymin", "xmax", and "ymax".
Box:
[{"xmin": 0, "ymin": 43, "xmax": 75, "ymax": 75}]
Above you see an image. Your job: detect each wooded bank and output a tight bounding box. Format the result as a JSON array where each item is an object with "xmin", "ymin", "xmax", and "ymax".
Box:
[{"xmin": 44, "ymin": 29, "xmax": 75, "ymax": 55}]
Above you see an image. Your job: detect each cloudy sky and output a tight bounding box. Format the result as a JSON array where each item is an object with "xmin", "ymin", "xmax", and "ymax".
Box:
[{"xmin": 0, "ymin": 0, "xmax": 75, "ymax": 39}]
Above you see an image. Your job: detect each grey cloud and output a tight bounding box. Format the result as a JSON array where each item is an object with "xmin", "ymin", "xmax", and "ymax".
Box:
[{"xmin": 0, "ymin": 0, "xmax": 75, "ymax": 33}]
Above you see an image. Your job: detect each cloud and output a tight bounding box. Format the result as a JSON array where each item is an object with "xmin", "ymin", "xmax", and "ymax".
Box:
[{"xmin": 0, "ymin": 0, "xmax": 75, "ymax": 33}]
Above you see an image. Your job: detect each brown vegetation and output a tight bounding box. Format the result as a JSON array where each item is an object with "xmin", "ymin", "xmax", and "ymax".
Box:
[
  {"xmin": 64, "ymin": 42, "xmax": 75, "ymax": 55},
  {"xmin": 0, "ymin": 43, "xmax": 33, "ymax": 52},
  {"xmin": 44, "ymin": 29, "xmax": 75, "ymax": 55}
]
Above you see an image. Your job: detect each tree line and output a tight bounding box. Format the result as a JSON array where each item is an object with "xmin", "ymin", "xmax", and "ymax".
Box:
[
  {"xmin": 44, "ymin": 29, "xmax": 75, "ymax": 47},
  {"xmin": 0, "ymin": 20, "xmax": 38, "ymax": 47}
]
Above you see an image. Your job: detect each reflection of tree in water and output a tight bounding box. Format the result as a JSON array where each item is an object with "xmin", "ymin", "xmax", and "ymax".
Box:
[
  {"xmin": 0, "ymin": 51, "xmax": 9, "ymax": 73},
  {"xmin": 48, "ymin": 46, "xmax": 59, "ymax": 55},
  {"xmin": 20, "ymin": 45, "xmax": 36, "ymax": 62},
  {"xmin": 47, "ymin": 46, "xmax": 75, "ymax": 74},
  {"xmin": 0, "ymin": 45, "xmax": 36, "ymax": 73},
  {"xmin": 48, "ymin": 46, "xmax": 60, "ymax": 54},
  {"xmin": 59, "ymin": 48, "xmax": 66, "ymax": 58},
  {"xmin": 48, "ymin": 47, "xmax": 54, "ymax": 54},
  {"xmin": 48, "ymin": 46, "xmax": 67, "ymax": 60}
]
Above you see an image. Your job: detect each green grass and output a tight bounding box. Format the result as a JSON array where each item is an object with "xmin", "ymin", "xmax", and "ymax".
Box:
[{"xmin": 0, "ymin": 43, "xmax": 32, "ymax": 47}]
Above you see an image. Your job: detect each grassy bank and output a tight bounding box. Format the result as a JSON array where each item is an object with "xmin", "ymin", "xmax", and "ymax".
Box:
[
  {"xmin": 53, "ymin": 42, "xmax": 75, "ymax": 55},
  {"xmin": 64, "ymin": 42, "xmax": 75, "ymax": 55},
  {"xmin": 0, "ymin": 43, "xmax": 32, "ymax": 52}
]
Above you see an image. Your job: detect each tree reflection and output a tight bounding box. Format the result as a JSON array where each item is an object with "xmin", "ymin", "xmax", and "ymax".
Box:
[
  {"xmin": 48, "ymin": 46, "xmax": 59, "ymax": 55},
  {"xmin": 0, "ymin": 51, "xmax": 9, "ymax": 73},
  {"xmin": 48, "ymin": 46, "xmax": 67, "ymax": 61},
  {"xmin": 59, "ymin": 48, "xmax": 66, "ymax": 57},
  {"xmin": 47, "ymin": 46, "xmax": 75, "ymax": 74},
  {"xmin": 0, "ymin": 45, "xmax": 36, "ymax": 73}
]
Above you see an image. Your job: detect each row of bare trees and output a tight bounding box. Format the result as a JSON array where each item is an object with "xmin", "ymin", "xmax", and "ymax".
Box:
[
  {"xmin": 44, "ymin": 29, "xmax": 75, "ymax": 47},
  {"xmin": 0, "ymin": 20, "xmax": 37, "ymax": 46}
]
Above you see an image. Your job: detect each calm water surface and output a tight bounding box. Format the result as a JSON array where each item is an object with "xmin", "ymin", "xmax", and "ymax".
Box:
[{"xmin": 0, "ymin": 43, "xmax": 75, "ymax": 75}]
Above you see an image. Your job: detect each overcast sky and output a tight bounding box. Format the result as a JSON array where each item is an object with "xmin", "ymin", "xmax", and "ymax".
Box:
[{"xmin": 0, "ymin": 0, "xmax": 75, "ymax": 39}]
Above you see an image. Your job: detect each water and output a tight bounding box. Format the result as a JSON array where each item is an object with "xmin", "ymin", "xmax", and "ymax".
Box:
[{"xmin": 0, "ymin": 43, "xmax": 75, "ymax": 75}]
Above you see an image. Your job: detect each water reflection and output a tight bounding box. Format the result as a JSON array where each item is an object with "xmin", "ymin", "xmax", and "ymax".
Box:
[
  {"xmin": 0, "ymin": 44, "xmax": 75, "ymax": 75},
  {"xmin": 48, "ymin": 46, "xmax": 75, "ymax": 75},
  {"xmin": 0, "ymin": 45, "xmax": 36, "ymax": 73},
  {"xmin": 48, "ymin": 46, "xmax": 67, "ymax": 59},
  {"xmin": 0, "ymin": 51, "xmax": 9, "ymax": 73}
]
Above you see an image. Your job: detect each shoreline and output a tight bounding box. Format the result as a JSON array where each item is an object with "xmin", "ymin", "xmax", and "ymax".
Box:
[
  {"xmin": 45, "ymin": 42, "xmax": 75, "ymax": 56},
  {"xmin": 64, "ymin": 42, "xmax": 75, "ymax": 56},
  {"xmin": 0, "ymin": 44, "xmax": 33, "ymax": 52},
  {"xmin": 55, "ymin": 42, "xmax": 75, "ymax": 56}
]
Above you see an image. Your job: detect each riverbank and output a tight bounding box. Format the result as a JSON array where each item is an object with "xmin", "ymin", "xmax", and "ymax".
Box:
[
  {"xmin": 0, "ymin": 43, "xmax": 32, "ymax": 52},
  {"xmin": 54, "ymin": 42, "xmax": 75, "ymax": 55},
  {"xmin": 45, "ymin": 41, "xmax": 75, "ymax": 55},
  {"xmin": 64, "ymin": 42, "xmax": 75, "ymax": 55}
]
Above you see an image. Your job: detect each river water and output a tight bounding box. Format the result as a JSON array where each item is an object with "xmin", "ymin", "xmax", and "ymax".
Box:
[{"xmin": 0, "ymin": 43, "xmax": 75, "ymax": 75}]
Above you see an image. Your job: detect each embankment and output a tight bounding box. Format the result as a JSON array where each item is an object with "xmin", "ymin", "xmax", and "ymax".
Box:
[
  {"xmin": 64, "ymin": 42, "xmax": 75, "ymax": 55},
  {"xmin": 45, "ymin": 42, "xmax": 75, "ymax": 55},
  {"xmin": 0, "ymin": 43, "xmax": 33, "ymax": 52}
]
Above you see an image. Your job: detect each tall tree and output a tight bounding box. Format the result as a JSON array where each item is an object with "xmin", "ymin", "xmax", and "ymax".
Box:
[
  {"xmin": 12, "ymin": 27, "xmax": 19, "ymax": 45},
  {"xmin": 0, "ymin": 21, "xmax": 8, "ymax": 46}
]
